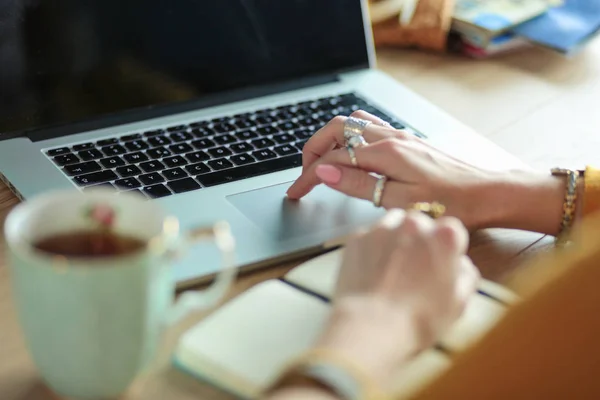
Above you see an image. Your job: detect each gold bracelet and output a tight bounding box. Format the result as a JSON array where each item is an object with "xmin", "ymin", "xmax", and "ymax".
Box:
[
  {"xmin": 551, "ymin": 168, "xmax": 581, "ymax": 246},
  {"xmin": 262, "ymin": 348, "xmax": 389, "ymax": 400}
]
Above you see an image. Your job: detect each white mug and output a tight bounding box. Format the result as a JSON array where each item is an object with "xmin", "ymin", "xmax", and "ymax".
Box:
[{"xmin": 4, "ymin": 189, "xmax": 237, "ymax": 399}]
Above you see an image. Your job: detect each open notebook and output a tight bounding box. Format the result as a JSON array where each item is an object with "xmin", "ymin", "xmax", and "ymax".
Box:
[{"xmin": 172, "ymin": 249, "xmax": 520, "ymax": 399}]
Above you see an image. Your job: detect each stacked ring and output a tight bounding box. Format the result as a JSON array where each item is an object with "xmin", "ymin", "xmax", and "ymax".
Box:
[{"xmin": 372, "ymin": 176, "xmax": 387, "ymax": 208}]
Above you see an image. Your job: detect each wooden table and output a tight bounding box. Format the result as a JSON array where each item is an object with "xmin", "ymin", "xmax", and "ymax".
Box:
[{"xmin": 3, "ymin": 36, "xmax": 600, "ymax": 399}]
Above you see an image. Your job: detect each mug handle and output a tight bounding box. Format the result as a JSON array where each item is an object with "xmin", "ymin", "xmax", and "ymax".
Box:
[{"xmin": 164, "ymin": 220, "xmax": 237, "ymax": 325}]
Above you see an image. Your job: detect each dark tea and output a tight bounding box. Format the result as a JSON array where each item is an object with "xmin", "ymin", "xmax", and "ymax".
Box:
[{"xmin": 34, "ymin": 231, "xmax": 145, "ymax": 258}]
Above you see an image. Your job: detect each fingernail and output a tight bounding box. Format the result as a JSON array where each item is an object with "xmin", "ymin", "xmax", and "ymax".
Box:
[{"xmin": 316, "ymin": 164, "xmax": 342, "ymax": 185}]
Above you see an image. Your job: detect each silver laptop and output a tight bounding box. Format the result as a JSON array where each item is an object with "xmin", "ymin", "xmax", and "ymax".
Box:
[{"xmin": 0, "ymin": 0, "xmax": 500, "ymax": 287}]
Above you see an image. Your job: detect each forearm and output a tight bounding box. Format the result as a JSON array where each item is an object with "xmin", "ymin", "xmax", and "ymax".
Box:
[{"xmin": 475, "ymin": 170, "xmax": 574, "ymax": 236}]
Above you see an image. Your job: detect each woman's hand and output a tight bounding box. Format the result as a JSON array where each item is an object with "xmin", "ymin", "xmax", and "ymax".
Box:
[
  {"xmin": 314, "ymin": 210, "xmax": 479, "ymax": 386},
  {"xmin": 286, "ymin": 111, "xmax": 567, "ymax": 235}
]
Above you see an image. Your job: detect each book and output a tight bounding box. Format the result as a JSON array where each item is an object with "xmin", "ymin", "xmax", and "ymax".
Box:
[
  {"xmin": 511, "ymin": 0, "xmax": 600, "ymax": 54},
  {"xmin": 173, "ymin": 248, "xmax": 518, "ymax": 399},
  {"xmin": 451, "ymin": 0, "xmax": 553, "ymax": 47},
  {"xmin": 461, "ymin": 32, "xmax": 532, "ymax": 58}
]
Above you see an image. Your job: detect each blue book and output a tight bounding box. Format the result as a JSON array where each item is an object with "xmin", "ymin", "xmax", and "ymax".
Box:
[{"xmin": 512, "ymin": 0, "xmax": 600, "ymax": 54}]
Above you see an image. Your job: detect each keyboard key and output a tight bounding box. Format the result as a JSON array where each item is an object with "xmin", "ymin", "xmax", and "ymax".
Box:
[
  {"xmin": 148, "ymin": 136, "xmax": 171, "ymax": 147},
  {"xmin": 296, "ymin": 140, "xmax": 308, "ymax": 150},
  {"xmin": 116, "ymin": 165, "xmax": 142, "ymax": 178},
  {"xmin": 100, "ymin": 156, "xmax": 125, "ymax": 168},
  {"xmin": 97, "ymin": 138, "xmax": 119, "ymax": 146},
  {"xmin": 277, "ymin": 121, "xmax": 299, "ymax": 131},
  {"xmin": 64, "ymin": 161, "xmax": 102, "ymax": 176},
  {"xmin": 185, "ymin": 162, "xmax": 211, "ymax": 175},
  {"xmin": 118, "ymin": 189, "xmax": 145, "ymax": 198},
  {"xmin": 251, "ymin": 138, "xmax": 275, "ymax": 149},
  {"xmin": 74, "ymin": 170, "xmax": 118, "ymax": 186},
  {"xmin": 169, "ymin": 143, "xmax": 193, "ymax": 154},
  {"xmin": 294, "ymin": 128, "xmax": 313, "ymax": 140},
  {"xmin": 213, "ymin": 123, "xmax": 236, "ymax": 134},
  {"xmin": 274, "ymin": 145, "xmax": 298, "ymax": 156},
  {"xmin": 256, "ymin": 126, "xmax": 279, "ymax": 136},
  {"xmin": 233, "ymin": 119, "xmax": 254, "ymax": 130},
  {"xmin": 272, "ymin": 133, "xmax": 295, "ymax": 144},
  {"xmin": 191, "ymin": 127, "xmax": 214, "ymax": 138},
  {"xmin": 236, "ymin": 130, "xmax": 258, "ymax": 140},
  {"xmin": 214, "ymin": 134, "xmax": 236, "ymax": 145},
  {"xmin": 255, "ymin": 115, "xmax": 276, "ymax": 125},
  {"xmin": 197, "ymin": 154, "xmax": 301, "ymax": 187},
  {"xmin": 390, "ymin": 121, "xmax": 405, "ymax": 130},
  {"xmin": 253, "ymin": 149, "xmax": 277, "ymax": 161},
  {"xmin": 167, "ymin": 125, "xmax": 188, "ymax": 132},
  {"xmin": 162, "ymin": 168, "xmax": 188, "ymax": 181},
  {"xmin": 167, "ymin": 178, "xmax": 201, "ymax": 194},
  {"xmin": 78, "ymin": 149, "xmax": 103, "ymax": 160},
  {"xmin": 47, "ymin": 147, "xmax": 70, "ymax": 156},
  {"xmin": 143, "ymin": 184, "xmax": 172, "ymax": 199},
  {"xmin": 191, "ymin": 139, "xmax": 215, "ymax": 149},
  {"xmin": 170, "ymin": 131, "xmax": 193, "ymax": 142},
  {"xmin": 73, "ymin": 142, "xmax": 95, "ymax": 151},
  {"xmin": 125, "ymin": 140, "xmax": 149, "ymax": 152},
  {"xmin": 144, "ymin": 129, "xmax": 166, "ymax": 137},
  {"xmin": 114, "ymin": 177, "xmax": 141, "ymax": 190},
  {"xmin": 83, "ymin": 182, "xmax": 116, "ymax": 192},
  {"xmin": 230, "ymin": 142, "xmax": 254, "ymax": 153},
  {"xmin": 185, "ymin": 151, "xmax": 210, "ymax": 163},
  {"xmin": 101, "ymin": 145, "xmax": 127, "ymax": 156},
  {"xmin": 231, "ymin": 153, "xmax": 256, "ymax": 166},
  {"xmin": 163, "ymin": 155, "xmax": 188, "ymax": 168},
  {"xmin": 208, "ymin": 146, "xmax": 232, "ymax": 158},
  {"xmin": 208, "ymin": 158, "xmax": 234, "ymax": 170},
  {"xmin": 139, "ymin": 172, "xmax": 165, "ymax": 185},
  {"xmin": 299, "ymin": 116, "xmax": 319, "ymax": 127},
  {"xmin": 140, "ymin": 160, "xmax": 165, "ymax": 173},
  {"xmin": 54, "ymin": 153, "xmax": 80, "ymax": 166},
  {"xmin": 123, "ymin": 152, "xmax": 149, "ymax": 163},
  {"xmin": 147, "ymin": 147, "xmax": 171, "ymax": 159},
  {"xmin": 121, "ymin": 133, "xmax": 142, "ymax": 142}
]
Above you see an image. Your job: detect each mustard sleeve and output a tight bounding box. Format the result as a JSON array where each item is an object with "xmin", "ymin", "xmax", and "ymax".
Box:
[
  {"xmin": 584, "ymin": 166, "xmax": 600, "ymax": 218},
  {"xmin": 407, "ymin": 210, "xmax": 600, "ymax": 400}
]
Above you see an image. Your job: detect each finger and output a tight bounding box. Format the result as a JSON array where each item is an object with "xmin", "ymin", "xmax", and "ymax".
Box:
[
  {"xmin": 433, "ymin": 216, "xmax": 470, "ymax": 256},
  {"xmin": 312, "ymin": 164, "xmax": 413, "ymax": 209},
  {"xmin": 300, "ymin": 114, "xmax": 397, "ymax": 171},
  {"xmin": 287, "ymin": 139, "xmax": 415, "ymax": 199}
]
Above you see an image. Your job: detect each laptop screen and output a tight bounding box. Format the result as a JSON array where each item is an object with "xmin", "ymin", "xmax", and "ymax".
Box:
[{"xmin": 0, "ymin": 0, "xmax": 370, "ymax": 137}]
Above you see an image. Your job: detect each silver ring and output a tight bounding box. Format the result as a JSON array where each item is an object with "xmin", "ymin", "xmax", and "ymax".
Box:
[
  {"xmin": 344, "ymin": 117, "xmax": 371, "ymax": 142},
  {"xmin": 372, "ymin": 175, "xmax": 388, "ymax": 208},
  {"xmin": 347, "ymin": 146, "xmax": 358, "ymax": 167}
]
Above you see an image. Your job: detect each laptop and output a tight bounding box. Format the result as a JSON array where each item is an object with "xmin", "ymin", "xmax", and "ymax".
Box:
[{"xmin": 0, "ymin": 0, "xmax": 522, "ymax": 287}]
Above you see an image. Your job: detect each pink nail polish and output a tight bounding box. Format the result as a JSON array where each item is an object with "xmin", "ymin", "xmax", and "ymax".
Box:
[{"xmin": 316, "ymin": 164, "xmax": 342, "ymax": 185}]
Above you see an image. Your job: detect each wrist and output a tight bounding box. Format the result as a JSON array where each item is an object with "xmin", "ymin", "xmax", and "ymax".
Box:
[
  {"xmin": 474, "ymin": 170, "xmax": 566, "ymax": 235},
  {"xmin": 315, "ymin": 297, "xmax": 422, "ymax": 386}
]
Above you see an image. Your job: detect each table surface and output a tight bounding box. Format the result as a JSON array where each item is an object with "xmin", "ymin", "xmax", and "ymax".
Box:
[{"xmin": 2, "ymin": 37, "xmax": 600, "ymax": 399}]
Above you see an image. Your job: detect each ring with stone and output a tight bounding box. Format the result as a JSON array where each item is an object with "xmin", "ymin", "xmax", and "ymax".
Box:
[
  {"xmin": 343, "ymin": 116, "xmax": 371, "ymax": 143},
  {"xmin": 346, "ymin": 134, "xmax": 367, "ymax": 148},
  {"xmin": 372, "ymin": 175, "xmax": 388, "ymax": 208}
]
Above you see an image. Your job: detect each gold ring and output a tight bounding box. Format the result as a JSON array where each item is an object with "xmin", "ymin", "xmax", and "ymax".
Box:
[
  {"xmin": 408, "ymin": 202, "xmax": 446, "ymax": 219},
  {"xmin": 372, "ymin": 175, "xmax": 387, "ymax": 207},
  {"xmin": 347, "ymin": 146, "xmax": 358, "ymax": 167}
]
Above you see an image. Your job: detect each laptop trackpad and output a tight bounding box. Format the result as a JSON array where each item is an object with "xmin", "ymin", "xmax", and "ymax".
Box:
[{"xmin": 226, "ymin": 182, "xmax": 385, "ymax": 241}]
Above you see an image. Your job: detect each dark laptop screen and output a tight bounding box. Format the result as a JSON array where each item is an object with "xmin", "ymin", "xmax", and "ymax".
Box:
[{"xmin": 0, "ymin": 0, "xmax": 369, "ymax": 137}]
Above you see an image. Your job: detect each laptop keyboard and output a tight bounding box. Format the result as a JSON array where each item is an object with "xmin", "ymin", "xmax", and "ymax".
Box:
[{"xmin": 45, "ymin": 92, "xmax": 417, "ymax": 199}]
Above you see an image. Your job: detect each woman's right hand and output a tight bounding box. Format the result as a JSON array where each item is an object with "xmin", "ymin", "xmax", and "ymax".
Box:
[{"xmin": 315, "ymin": 210, "xmax": 480, "ymax": 384}]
